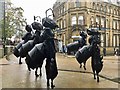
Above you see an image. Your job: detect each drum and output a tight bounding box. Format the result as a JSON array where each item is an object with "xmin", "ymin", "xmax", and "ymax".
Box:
[
  {"xmin": 75, "ymin": 45, "xmax": 92, "ymax": 63},
  {"xmin": 67, "ymin": 41, "xmax": 80, "ymax": 52},
  {"xmin": 19, "ymin": 40, "xmax": 34, "ymax": 58},
  {"xmin": 13, "ymin": 40, "xmax": 24, "ymax": 57},
  {"xmin": 26, "ymin": 43, "xmax": 45, "ymax": 69}
]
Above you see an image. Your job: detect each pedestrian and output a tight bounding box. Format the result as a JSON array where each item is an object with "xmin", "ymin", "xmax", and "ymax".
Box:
[
  {"xmin": 62, "ymin": 45, "xmax": 65, "ymax": 54},
  {"xmin": 114, "ymin": 47, "xmax": 116, "ymax": 55},
  {"xmin": 116, "ymin": 49, "xmax": 119, "ymax": 56},
  {"xmin": 103, "ymin": 47, "xmax": 106, "ymax": 56}
]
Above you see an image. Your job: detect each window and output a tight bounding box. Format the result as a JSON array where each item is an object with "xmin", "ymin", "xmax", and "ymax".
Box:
[
  {"xmin": 61, "ymin": 20, "xmax": 63, "ymax": 29},
  {"xmin": 71, "ymin": 16, "xmax": 76, "ymax": 25},
  {"xmin": 96, "ymin": 17, "xmax": 99, "ymax": 25},
  {"xmin": 91, "ymin": 17, "xmax": 94, "ymax": 25},
  {"xmin": 104, "ymin": 6, "xmax": 107, "ymax": 12},
  {"xmin": 60, "ymin": 7, "xmax": 62, "ymax": 14},
  {"xmin": 59, "ymin": 8, "xmax": 60, "ymax": 14},
  {"xmin": 113, "ymin": 20, "xmax": 117, "ymax": 29},
  {"xmin": 78, "ymin": 16, "xmax": 84, "ymax": 25},
  {"xmin": 64, "ymin": 19, "xmax": 66, "ymax": 28},
  {"xmin": 117, "ymin": 10, "xmax": 119, "ymax": 15},
  {"xmin": 106, "ymin": 19, "xmax": 109, "ymax": 28},
  {"xmin": 75, "ymin": 0, "xmax": 80, "ymax": 7},
  {"xmin": 113, "ymin": 35, "xmax": 116, "ymax": 47},
  {"xmin": 94, "ymin": 4, "xmax": 97, "ymax": 10},
  {"xmin": 106, "ymin": 33, "xmax": 108, "ymax": 47},
  {"xmin": 101, "ymin": 17, "xmax": 105, "ymax": 28},
  {"xmin": 63, "ymin": 5, "xmax": 66, "ymax": 12},
  {"xmin": 114, "ymin": 9, "xmax": 116, "ymax": 15},
  {"xmin": 118, "ymin": 20, "xmax": 120, "ymax": 29},
  {"xmin": 96, "ymin": 4, "xmax": 99, "ymax": 10},
  {"xmin": 100, "ymin": 34, "xmax": 104, "ymax": 47},
  {"xmin": 111, "ymin": 8, "xmax": 113, "ymax": 14},
  {"xmin": 101, "ymin": 5, "xmax": 103, "ymax": 11}
]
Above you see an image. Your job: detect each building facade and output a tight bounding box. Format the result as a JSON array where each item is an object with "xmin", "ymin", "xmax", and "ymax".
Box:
[{"xmin": 53, "ymin": 0, "xmax": 120, "ymax": 55}]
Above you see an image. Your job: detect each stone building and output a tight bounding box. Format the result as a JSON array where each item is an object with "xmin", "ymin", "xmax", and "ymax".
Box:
[{"xmin": 53, "ymin": 0, "xmax": 120, "ymax": 55}]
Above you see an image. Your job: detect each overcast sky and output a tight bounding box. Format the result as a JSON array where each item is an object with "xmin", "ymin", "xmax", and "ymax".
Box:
[
  {"xmin": 11, "ymin": 0, "xmax": 120, "ymax": 24},
  {"xmin": 11, "ymin": 0, "xmax": 56, "ymax": 24}
]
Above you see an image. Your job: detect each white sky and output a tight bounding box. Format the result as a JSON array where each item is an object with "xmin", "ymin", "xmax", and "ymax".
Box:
[
  {"xmin": 11, "ymin": 0, "xmax": 56, "ymax": 24},
  {"xmin": 11, "ymin": 0, "xmax": 120, "ymax": 25}
]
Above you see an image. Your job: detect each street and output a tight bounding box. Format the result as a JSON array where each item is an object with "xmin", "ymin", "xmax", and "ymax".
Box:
[{"xmin": 0, "ymin": 53, "xmax": 120, "ymax": 89}]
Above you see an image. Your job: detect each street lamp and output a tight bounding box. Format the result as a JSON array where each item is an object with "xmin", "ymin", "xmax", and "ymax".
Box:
[{"xmin": 3, "ymin": 1, "xmax": 6, "ymax": 56}]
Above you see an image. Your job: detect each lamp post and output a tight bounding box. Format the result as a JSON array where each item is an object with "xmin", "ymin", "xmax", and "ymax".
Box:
[{"xmin": 3, "ymin": 1, "xmax": 6, "ymax": 56}]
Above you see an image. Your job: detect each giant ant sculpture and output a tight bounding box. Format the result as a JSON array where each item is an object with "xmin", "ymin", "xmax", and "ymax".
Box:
[
  {"xmin": 75, "ymin": 29, "xmax": 103, "ymax": 82},
  {"xmin": 25, "ymin": 8, "xmax": 58, "ymax": 89}
]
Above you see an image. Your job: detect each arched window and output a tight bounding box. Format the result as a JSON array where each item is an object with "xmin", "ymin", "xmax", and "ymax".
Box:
[
  {"xmin": 113, "ymin": 20, "xmax": 117, "ymax": 29},
  {"xmin": 115, "ymin": 9, "xmax": 117, "ymax": 15},
  {"xmin": 96, "ymin": 16, "xmax": 99, "ymax": 25},
  {"xmin": 71, "ymin": 16, "xmax": 76, "ymax": 25},
  {"xmin": 119, "ymin": 10, "xmax": 120, "ymax": 15},
  {"xmin": 63, "ymin": 19, "xmax": 66, "ymax": 28},
  {"xmin": 96, "ymin": 4, "xmax": 99, "ymax": 10},
  {"xmin": 101, "ymin": 17, "xmax": 105, "ymax": 28},
  {"xmin": 104, "ymin": 6, "xmax": 107, "ymax": 12},
  {"xmin": 61, "ymin": 20, "xmax": 63, "ymax": 29},
  {"xmin": 101, "ymin": 5, "xmax": 103, "ymax": 11},
  {"xmin": 111, "ymin": 8, "xmax": 113, "ymax": 14},
  {"xmin": 78, "ymin": 16, "xmax": 84, "ymax": 25},
  {"xmin": 117, "ymin": 21, "xmax": 119, "ymax": 29},
  {"xmin": 114, "ymin": 9, "xmax": 116, "ymax": 15},
  {"xmin": 91, "ymin": 17, "xmax": 94, "ymax": 25},
  {"xmin": 117, "ymin": 10, "xmax": 119, "ymax": 15},
  {"xmin": 95, "ymin": 3, "xmax": 97, "ymax": 10}
]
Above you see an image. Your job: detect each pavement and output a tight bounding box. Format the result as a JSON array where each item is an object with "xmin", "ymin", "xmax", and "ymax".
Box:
[
  {"xmin": 0, "ymin": 56, "xmax": 10, "ymax": 65},
  {"xmin": 0, "ymin": 53, "xmax": 120, "ymax": 89}
]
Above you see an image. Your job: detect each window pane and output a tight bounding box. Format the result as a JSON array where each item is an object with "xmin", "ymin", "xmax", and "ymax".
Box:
[
  {"xmin": 91, "ymin": 17, "xmax": 94, "ymax": 25},
  {"xmin": 101, "ymin": 18, "xmax": 105, "ymax": 27},
  {"xmin": 78, "ymin": 16, "xmax": 84, "ymax": 25},
  {"xmin": 75, "ymin": 0, "xmax": 80, "ymax": 7},
  {"xmin": 96, "ymin": 17, "xmax": 99, "ymax": 24},
  {"xmin": 71, "ymin": 16, "xmax": 76, "ymax": 25}
]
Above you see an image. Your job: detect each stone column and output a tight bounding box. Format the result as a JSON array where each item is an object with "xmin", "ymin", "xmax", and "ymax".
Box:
[{"xmin": 109, "ymin": 15, "xmax": 113, "ymax": 47}]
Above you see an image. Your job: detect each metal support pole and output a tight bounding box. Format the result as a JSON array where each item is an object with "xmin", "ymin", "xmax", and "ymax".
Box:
[{"xmin": 3, "ymin": 1, "xmax": 6, "ymax": 56}]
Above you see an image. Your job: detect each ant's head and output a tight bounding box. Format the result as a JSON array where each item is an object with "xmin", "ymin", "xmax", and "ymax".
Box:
[{"xmin": 25, "ymin": 25, "xmax": 32, "ymax": 32}]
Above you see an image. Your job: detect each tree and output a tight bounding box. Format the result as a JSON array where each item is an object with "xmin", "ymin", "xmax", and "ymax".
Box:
[{"xmin": 1, "ymin": 1, "xmax": 26, "ymax": 43}]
